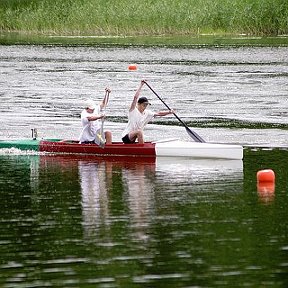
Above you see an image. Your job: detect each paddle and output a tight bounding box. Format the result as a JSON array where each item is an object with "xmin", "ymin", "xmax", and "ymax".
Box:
[
  {"xmin": 143, "ymin": 81, "xmax": 205, "ymax": 143},
  {"xmin": 95, "ymin": 89, "xmax": 110, "ymax": 148}
]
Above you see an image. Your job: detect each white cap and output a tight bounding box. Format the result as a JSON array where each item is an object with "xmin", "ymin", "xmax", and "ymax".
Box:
[{"xmin": 85, "ymin": 99, "xmax": 96, "ymax": 110}]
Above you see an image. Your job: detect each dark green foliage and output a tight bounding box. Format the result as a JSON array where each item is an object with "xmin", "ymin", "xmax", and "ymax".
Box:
[{"xmin": 0, "ymin": 0, "xmax": 287, "ymax": 36}]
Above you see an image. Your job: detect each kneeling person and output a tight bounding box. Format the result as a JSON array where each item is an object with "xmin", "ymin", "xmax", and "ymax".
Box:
[
  {"xmin": 122, "ymin": 80, "xmax": 173, "ymax": 144},
  {"xmin": 79, "ymin": 89, "xmax": 112, "ymax": 145}
]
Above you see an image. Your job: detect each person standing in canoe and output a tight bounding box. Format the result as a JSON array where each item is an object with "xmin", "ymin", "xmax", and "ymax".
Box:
[
  {"xmin": 79, "ymin": 88, "xmax": 112, "ymax": 145},
  {"xmin": 122, "ymin": 80, "xmax": 174, "ymax": 144}
]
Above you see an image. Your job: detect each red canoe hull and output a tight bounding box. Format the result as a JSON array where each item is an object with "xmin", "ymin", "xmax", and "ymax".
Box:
[{"xmin": 39, "ymin": 140, "xmax": 156, "ymax": 157}]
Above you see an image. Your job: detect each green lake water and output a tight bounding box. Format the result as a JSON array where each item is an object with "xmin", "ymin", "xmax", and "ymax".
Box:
[{"xmin": 0, "ymin": 149, "xmax": 287, "ymax": 287}]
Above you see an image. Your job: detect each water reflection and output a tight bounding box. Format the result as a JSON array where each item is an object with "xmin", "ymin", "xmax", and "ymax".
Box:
[
  {"xmin": 257, "ymin": 182, "xmax": 275, "ymax": 204},
  {"xmin": 39, "ymin": 155, "xmax": 243, "ymax": 243},
  {"xmin": 78, "ymin": 157, "xmax": 156, "ymax": 242},
  {"xmin": 78, "ymin": 161, "xmax": 110, "ymax": 237},
  {"xmin": 5, "ymin": 153, "xmax": 288, "ymax": 287},
  {"xmin": 79, "ymin": 156, "xmax": 244, "ymax": 244},
  {"xmin": 155, "ymin": 157, "xmax": 243, "ymax": 184},
  {"xmin": 121, "ymin": 160, "xmax": 156, "ymax": 242}
]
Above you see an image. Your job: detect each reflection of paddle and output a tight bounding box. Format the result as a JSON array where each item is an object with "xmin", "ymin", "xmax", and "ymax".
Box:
[
  {"xmin": 144, "ymin": 81, "xmax": 205, "ymax": 143},
  {"xmin": 95, "ymin": 89, "xmax": 110, "ymax": 148}
]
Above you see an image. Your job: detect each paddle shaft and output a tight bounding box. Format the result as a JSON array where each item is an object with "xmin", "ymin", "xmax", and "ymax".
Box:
[
  {"xmin": 95, "ymin": 90, "xmax": 110, "ymax": 148},
  {"xmin": 103, "ymin": 90, "xmax": 110, "ymax": 110},
  {"xmin": 144, "ymin": 81, "xmax": 205, "ymax": 143},
  {"xmin": 100, "ymin": 90, "xmax": 110, "ymax": 128}
]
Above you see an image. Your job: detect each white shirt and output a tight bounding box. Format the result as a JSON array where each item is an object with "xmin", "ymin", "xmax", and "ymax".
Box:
[
  {"xmin": 122, "ymin": 108, "xmax": 155, "ymax": 137},
  {"xmin": 79, "ymin": 105, "xmax": 101, "ymax": 143}
]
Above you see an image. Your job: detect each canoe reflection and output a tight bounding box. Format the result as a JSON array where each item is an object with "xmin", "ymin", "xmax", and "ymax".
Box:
[
  {"xmin": 156, "ymin": 157, "xmax": 243, "ymax": 183},
  {"xmin": 78, "ymin": 161, "xmax": 110, "ymax": 237},
  {"xmin": 78, "ymin": 157, "xmax": 156, "ymax": 241},
  {"xmin": 38, "ymin": 155, "xmax": 243, "ymax": 241}
]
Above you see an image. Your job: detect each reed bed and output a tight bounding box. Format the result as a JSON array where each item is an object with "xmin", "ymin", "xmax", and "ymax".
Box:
[{"xmin": 0, "ymin": 0, "xmax": 287, "ymax": 36}]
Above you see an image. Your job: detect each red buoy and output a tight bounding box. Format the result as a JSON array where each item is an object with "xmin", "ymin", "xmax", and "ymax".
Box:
[
  {"xmin": 128, "ymin": 64, "xmax": 137, "ymax": 71},
  {"xmin": 257, "ymin": 169, "xmax": 275, "ymax": 183}
]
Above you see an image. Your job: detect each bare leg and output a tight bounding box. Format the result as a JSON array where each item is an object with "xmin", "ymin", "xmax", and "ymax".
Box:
[
  {"xmin": 129, "ymin": 130, "xmax": 144, "ymax": 144},
  {"xmin": 105, "ymin": 131, "xmax": 112, "ymax": 144}
]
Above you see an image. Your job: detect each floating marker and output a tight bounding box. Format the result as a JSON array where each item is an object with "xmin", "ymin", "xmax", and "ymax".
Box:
[
  {"xmin": 257, "ymin": 169, "xmax": 275, "ymax": 183},
  {"xmin": 128, "ymin": 64, "xmax": 137, "ymax": 70},
  {"xmin": 256, "ymin": 169, "xmax": 275, "ymax": 203}
]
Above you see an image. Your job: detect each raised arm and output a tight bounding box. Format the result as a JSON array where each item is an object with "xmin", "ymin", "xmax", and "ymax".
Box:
[{"xmin": 129, "ymin": 80, "xmax": 145, "ymax": 112}]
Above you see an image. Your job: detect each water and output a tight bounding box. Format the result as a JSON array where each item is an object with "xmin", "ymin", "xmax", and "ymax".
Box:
[
  {"xmin": 1, "ymin": 45, "xmax": 287, "ymax": 143},
  {"xmin": 0, "ymin": 45, "xmax": 288, "ymax": 287}
]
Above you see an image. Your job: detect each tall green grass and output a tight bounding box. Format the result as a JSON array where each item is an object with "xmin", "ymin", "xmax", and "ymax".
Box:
[{"xmin": 0, "ymin": 0, "xmax": 287, "ymax": 36}]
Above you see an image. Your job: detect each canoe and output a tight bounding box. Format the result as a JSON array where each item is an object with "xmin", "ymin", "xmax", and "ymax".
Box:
[{"xmin": 0, "ymin": 138, "xmax": 243, "ymax": 160}]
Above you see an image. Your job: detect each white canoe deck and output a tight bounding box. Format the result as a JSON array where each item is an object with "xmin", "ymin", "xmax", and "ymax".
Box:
[{"xmin": 154, "ymin": 139, "xmax": 243, "ymax": 160}]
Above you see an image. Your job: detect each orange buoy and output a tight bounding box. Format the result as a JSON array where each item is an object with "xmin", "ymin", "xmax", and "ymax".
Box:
[
  {"xmin": 257, "ymin": 169, "xmax": 275, "ymax": 183},
  {"xmin": 128, "ymin": 64, "xmax": 137, "ymax": 71}
]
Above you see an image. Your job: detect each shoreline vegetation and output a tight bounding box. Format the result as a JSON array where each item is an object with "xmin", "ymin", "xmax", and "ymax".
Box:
[{"xmin": 0, "ymin": 0, "xmax": 288, "ymax": 46}]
